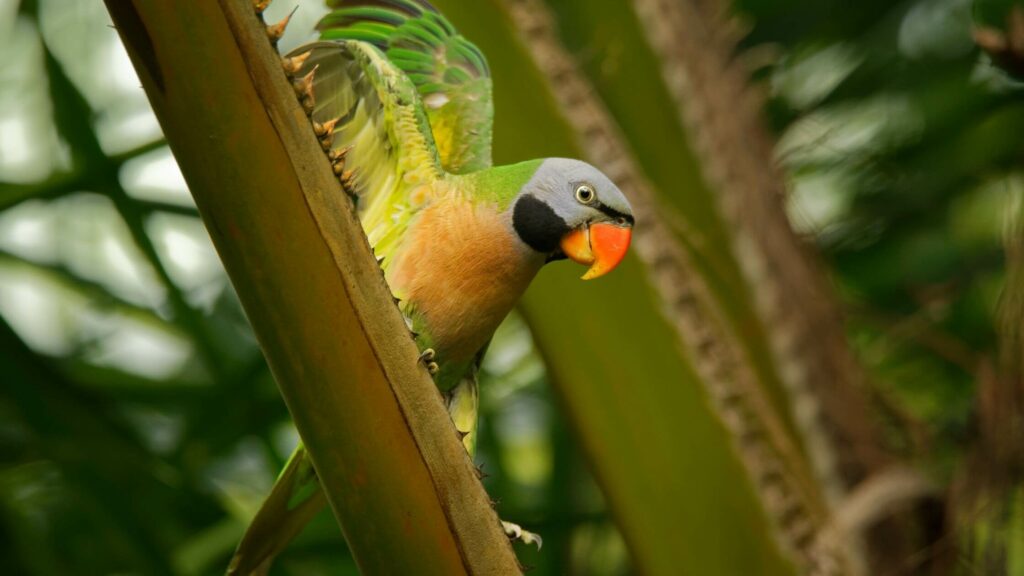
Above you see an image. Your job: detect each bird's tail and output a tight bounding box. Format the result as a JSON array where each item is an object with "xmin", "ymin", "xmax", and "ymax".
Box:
[{"xmin": 226, "ymin": 445, "xmax": 327, "ymax": 575}]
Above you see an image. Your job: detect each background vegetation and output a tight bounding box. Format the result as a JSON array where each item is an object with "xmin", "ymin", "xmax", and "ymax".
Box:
[{"xmin": 2, "ymin": 0, "xmax": 1023, "ymax": 574}]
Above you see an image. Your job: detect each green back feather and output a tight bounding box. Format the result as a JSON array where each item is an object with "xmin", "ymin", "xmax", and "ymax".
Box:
[{"xmin": 461, "ymin": 159, "xmax": 543, "ymax": 210}]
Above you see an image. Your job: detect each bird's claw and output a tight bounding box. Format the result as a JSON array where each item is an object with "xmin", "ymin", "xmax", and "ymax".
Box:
[
  {"xmin": 502, "ymin": 521, "xmax": 542, "ymax": 550},
  {"xmin": 419, "ymin": 349, "xmax": 439, "ymax": 375}
]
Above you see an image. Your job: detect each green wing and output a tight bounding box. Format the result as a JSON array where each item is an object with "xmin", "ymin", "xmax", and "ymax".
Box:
[
  {"xmin": 289, "ymin": 40, "xmax": 443, "ymax": 259},
  {"xmin": 317, "ymin": 0, "xmax": 494, "ymax": 174}
]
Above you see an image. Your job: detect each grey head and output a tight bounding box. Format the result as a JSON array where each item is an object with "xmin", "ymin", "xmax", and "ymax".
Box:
[{"xmin": 510, "ymin": 158, "xmax": 634, "ymax": 259}]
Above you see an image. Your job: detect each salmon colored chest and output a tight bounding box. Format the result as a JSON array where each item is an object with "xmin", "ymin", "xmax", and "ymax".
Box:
[{"xmin": 387, "ymin": 197, "xmax": 542, "ymax": 367}]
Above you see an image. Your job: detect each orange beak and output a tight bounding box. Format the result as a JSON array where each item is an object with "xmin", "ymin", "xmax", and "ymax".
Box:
[{"xmin": 559, "ymin": 222, "xmax": 632, "ymax": 280}]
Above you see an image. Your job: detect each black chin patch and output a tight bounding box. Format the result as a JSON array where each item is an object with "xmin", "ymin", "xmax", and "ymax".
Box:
[{"xmin": 513, "ymin": 195, "xmax": 570, "ymax": 254}]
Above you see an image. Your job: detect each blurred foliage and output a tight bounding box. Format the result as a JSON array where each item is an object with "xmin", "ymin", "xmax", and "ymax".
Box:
[
  {"xmin": 2, "ymin": 0, "xmax": 1024, "ymax": 574},
  {"xmin": 739, "ymin": 0, "xmax": 1024, "ymax": 476}
]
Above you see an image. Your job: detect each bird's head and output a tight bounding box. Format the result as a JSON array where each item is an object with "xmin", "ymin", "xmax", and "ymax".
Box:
[{"xmin": 511, "ymin": 158, "xmax": 633, "ymax": 279}]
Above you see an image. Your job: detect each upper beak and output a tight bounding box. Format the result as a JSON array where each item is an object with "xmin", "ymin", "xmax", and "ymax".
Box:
[{"xmin": 559, "ymin": 221, "xmax": 632, "ymax": 280}]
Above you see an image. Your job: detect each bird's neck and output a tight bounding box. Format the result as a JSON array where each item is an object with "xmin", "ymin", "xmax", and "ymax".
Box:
[{"xmin": 453, "ymin": 159, "xmax": 545, "ymax": 210}]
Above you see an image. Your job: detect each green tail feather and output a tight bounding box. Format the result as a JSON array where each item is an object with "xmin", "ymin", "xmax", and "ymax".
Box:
[{"xmin": 226, "ymin": 445, "xmax": 327, "ymax": 575}]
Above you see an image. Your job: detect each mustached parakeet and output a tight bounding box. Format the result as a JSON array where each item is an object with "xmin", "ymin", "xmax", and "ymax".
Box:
[{"xmin": 228, "ymin": 1, "xmax": 634, "ymax": 573}]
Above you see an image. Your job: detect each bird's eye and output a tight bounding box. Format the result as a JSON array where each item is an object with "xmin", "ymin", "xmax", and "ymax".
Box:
[{"xmin": 575, "ymin": 184, "xmax": 595, "ymax": 204}]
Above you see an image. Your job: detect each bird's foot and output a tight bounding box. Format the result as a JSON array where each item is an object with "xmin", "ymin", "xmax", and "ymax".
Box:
[
  {"xmin": 502, "ymin": 521, "xmax": 543, "ymax": 550},
  {"xmin": 418, "ymin": 348, "xmax": 439, "ymax": 375}
]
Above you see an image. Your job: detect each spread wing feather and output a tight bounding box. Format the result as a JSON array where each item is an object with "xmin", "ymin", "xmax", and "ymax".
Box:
[
  {"xmin": 289, "ymin": 40, "xmax": 442, "ymax": 256},
  {"xmin": 318, "ymin": 0, "xmax": 494, "ymax": 174}
]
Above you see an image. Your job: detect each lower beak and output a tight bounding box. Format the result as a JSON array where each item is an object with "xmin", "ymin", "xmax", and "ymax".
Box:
[{"xmin": 559, "ymin": 222, "xmax": 632, "ymax": 280}]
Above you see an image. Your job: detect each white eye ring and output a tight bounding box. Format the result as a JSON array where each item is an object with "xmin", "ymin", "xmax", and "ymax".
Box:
[{"xmin": 575, "ymin": 184, "xmax": 596, "ymax": 204}]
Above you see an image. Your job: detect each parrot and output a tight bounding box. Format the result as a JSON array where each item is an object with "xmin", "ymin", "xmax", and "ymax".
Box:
[{"xmin": 227, "ymin": 0, "xmax": 633, "ymax": 573}]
